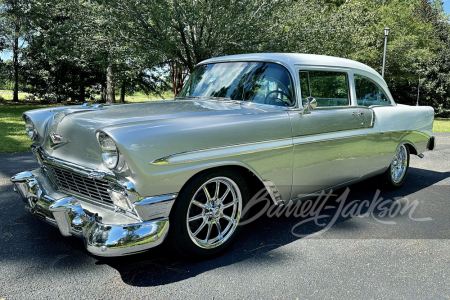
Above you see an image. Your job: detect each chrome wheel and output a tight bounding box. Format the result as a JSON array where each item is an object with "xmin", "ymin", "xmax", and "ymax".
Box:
[
  {"xmin": 390, "ymin": 144, "xmax": 408, "ymax": 183},
  {"xmin": 186, "ymin": 177, "xmax": 242, "ymax": 249}
]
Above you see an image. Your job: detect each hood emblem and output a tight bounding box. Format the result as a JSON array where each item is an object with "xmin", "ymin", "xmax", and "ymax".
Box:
[
  {"xmin": 50, "ymin": 132, "xmax": 70, "ymax": 149},
  {"xmin": 51, "ymin": 133, "xmax": 63, "ymax": 143}
]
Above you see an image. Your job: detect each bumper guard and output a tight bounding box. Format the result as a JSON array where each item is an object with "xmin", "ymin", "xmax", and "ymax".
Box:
[{"xmin": 11, "ymin": 169, "xmax": 172, "ymax": 257}]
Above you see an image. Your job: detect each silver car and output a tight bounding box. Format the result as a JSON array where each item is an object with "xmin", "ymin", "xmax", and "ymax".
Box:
[{"xmin": 11, "ymin": 53, "xmax": 436, "ymax": 259}]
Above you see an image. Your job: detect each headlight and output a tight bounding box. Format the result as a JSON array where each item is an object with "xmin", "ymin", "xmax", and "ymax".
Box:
[
  {"xmin": 24, "ymin": 116, "xmax": 38, "ymax": 141},
  {"xmin": 97, "ymin": 132, "xmax": 119, "ymax": 169}
]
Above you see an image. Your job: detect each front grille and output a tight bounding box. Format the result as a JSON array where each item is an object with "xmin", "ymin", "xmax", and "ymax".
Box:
[{"xmin": 46, "ymin": 164, "xmax": 113, "ymax": 204}]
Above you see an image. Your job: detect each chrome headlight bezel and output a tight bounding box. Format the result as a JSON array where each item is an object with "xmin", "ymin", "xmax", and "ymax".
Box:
[
  {"xmin": 23, "ymin": 115, "xmax": 38, "ymax": 141},
  {"xmin": 97, "ymin": 132, "xmax": 119, "ymax": 170}
]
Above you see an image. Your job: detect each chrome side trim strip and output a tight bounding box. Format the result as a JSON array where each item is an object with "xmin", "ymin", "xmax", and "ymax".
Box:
[
  {"xmin": 150, "ymin": 138, "xmax": 293, "ymax": 165},
  {"xmin": 151, "ymin": 130, "xmax": 430, "ymax": 166},
  {"xmin": 291, "ymin": 129, "xmax": 430, "ymax": 146},
  {"xmin": 292, "ymin": 131, "xmax": 368, "ymax": 146}
]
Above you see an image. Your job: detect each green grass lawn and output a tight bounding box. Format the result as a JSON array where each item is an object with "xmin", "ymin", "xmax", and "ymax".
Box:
[
  {"xmin": 1, "ymin": 103, "xmax": 449, "ymax": 154},
  {"xmin": 0, "ymin": 89, "xmax": 173, "ymax": 153},
  {"xmin": 0, "ymin": 90, "xmax": 31, "ymax": 101},
  {"xmin": 0, "ymin": 105, "xmax": 53, "ymax": 153},
  {"xmin": 433, "ymin": 119, "xmax": 450, "ymax": 132},
  {"xmin": 120, "ymin": 91, "xmax": 174, "ymax": 102},
  {"xmin": 0, "ymin": 89, "xmax": 174, "ymax": 103}
]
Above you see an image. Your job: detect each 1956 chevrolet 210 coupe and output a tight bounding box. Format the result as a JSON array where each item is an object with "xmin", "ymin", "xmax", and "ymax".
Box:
[{"xmin": 11, "ymin": 53, "xmax": 435, "ymax": 258}]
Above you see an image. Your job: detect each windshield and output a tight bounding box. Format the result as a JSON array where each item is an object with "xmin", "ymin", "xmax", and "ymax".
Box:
[{"xmin": 178, "ymin": 62, "xmax": 295, "ymax": 107}]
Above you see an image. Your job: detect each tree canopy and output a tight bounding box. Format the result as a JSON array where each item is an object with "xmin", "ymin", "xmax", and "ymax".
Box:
[{"xmin": 0, "ymin": 0, "xmax": 449, "ymax": 110}]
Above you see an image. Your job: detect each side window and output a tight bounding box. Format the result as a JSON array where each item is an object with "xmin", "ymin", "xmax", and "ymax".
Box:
[
  {"xmin": 299, "ymin": 70, "xmax": 350, "ymax": 107},
  {"xmin": 354, "ymin": 74, "xmax": 391, "ymax": 106}
]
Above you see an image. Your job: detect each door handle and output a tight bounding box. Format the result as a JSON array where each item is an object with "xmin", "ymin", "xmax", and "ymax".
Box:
[{"xmin": 352, "ymin": 111, "xmax": 364, "ymax": 117}]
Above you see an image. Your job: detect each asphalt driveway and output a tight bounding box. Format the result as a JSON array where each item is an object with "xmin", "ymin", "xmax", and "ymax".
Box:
[{"xmin": 1, "ymin": 133, "xmax": 449, "ymax": 299}]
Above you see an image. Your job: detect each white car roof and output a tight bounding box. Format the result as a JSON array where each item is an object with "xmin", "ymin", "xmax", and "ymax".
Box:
[{"xmin": 200, "ymin": 53, "xmax": 383, "ymax": 82}]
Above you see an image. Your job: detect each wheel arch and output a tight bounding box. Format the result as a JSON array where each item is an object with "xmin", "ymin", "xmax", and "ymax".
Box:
[
  {"xmin": 402, "ymin": 141, "xmax": 418, "ymax": 155},
  {"xmin": 175, "ymin": 163, "xmax": 279, "ymax": 206}
]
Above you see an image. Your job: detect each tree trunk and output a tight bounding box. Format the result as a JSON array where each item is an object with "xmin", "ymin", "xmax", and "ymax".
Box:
[
  {"xmin": 101, "ymin": 84, "xmax": 106, "ymax": 102},
  {"xmin": 13, "ymin": 35, "xmax": 19, "ymax": 102},
  {"xmin": 170, "ymin": 62, "xmax": 187, "ymax": 97},
  {"xmin": 70, "ymin": 73, "xmax": 76, "ymax": 102},
  {"xmin": 120, "ymin": 81, "xmax": 126, "ymax": 103},
  {"xmin": 79, "ymin": 82, "xmax": 85, "ymax": 103},
  {"xmin": 106, "ymin": 63, "xmax": 115, "ymax": 103}
]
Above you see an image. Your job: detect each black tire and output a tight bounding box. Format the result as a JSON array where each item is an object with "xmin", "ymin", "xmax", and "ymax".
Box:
[
  {"xmin": 168, "ymin": 168, "xmax": 249, "ymax": 260},
  {"xmin": 382, "ymin": 144, "xmax": 410, "ymax": 189}
]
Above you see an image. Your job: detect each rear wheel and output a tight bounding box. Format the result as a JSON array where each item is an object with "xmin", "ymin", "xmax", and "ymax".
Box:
[
  {"xmin": 169, "ymin": 168, "xmax": 249, "ymax": 259},
  {"xmin": 383, "ymin": 144, "xmax": 410, "ymax": 189}
]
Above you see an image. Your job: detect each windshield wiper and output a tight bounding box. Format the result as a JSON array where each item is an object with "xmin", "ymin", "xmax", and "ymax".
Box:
[
  {"xmin": 174, "ymin": 96, "xmax": 202, "ymax": 100},
  {"xmin": 208, "ymin": 97, "xmax": 231, "ymax": 101},
  {"xmin": 175, "ymin": 96, "xmax": 232, "ymax": 101}
]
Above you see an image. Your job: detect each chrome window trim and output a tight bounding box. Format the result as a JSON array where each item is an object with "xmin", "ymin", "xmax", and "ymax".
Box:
[
  {"xmin": 295, "ymin": 65, "xmax": 354, "ymax": 109},
  {"xmin": 312, "ymin": 106, "xmax": 369, "ymax": 110},
  {"xmin": 352, "ymin": 71, "xmax": 396, "ymax": 106},
  {"xmin": 239, "ymin": 101, "xmax": 294, "ymax": 111}
]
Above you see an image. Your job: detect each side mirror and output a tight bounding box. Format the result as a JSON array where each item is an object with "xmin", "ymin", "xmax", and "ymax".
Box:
[{"xmin": 300, "ymin": 96, "xmax": 317, "ymax": 114}]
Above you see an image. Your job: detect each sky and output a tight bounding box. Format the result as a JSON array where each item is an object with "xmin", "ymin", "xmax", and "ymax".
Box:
[
  {"xmin": 0, "ymin": 50, "xmax": 11, "ymax": 61},
  {"xmin": 1, "ymin": 1, "xmax": 450, "ymax": 62},
  {"xmin": 444, "ymin": 0, "xmax": 450, "ymax": 14}
]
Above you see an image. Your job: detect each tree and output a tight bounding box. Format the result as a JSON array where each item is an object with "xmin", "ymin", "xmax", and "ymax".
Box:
[
  {"xmin": 101, "ymin": 0, "xmax": 286, "ymax": 73},
  {"xmin": 169, "ymin": 61, "xmax": 188, "ymax": 97},
  {"xmin": 0, "ymin": 0, "xmax": 31, "ymax": 101},
  {"xmin": 267, "ymin": 0, "xmax": 449, "ymax": 111},
  {"xmin": 20, "ymin": 0, "xmax": 108, "ymax": 102},
  {"xmin": 4, "ymin": 0, "xmax": 450, "ymax": 110}
]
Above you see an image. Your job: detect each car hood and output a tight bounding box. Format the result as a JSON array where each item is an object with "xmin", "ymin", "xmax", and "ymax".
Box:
[
  {"xmin": 26, "ymin": 100, "xmax": 278, "ymax": 170},
  {"xmin": 62, "ymin": 100, "xmax": 256, "ymax": 128}
]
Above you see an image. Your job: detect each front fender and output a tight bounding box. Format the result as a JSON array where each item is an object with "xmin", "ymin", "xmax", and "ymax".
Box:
[{"xmin": 100, "ymin": 111, "xmax": 293, "ymax": 201}]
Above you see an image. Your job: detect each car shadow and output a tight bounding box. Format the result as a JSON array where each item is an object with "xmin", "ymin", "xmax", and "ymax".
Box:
[
  {"xmin": 91, "ymin": 167, "xmax": 450, "ymax": 287},
  {"xmin": 1, "ymin": 152, "xmax": 448, "ymax": 287}
]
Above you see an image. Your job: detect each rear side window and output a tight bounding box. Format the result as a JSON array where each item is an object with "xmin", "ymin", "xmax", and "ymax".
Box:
[
  {"xmin": 354, "ymin": 75, "xmax": 391, "ymax": 106},
  {"xmin": 299, "ymin": 70, "xmax": 350, "ymax": 107}
]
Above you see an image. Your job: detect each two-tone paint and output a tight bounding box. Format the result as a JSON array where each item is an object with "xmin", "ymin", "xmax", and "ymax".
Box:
[{"xmin": 12, "ymin": 53, "xmax": 435, "ymax": 256}]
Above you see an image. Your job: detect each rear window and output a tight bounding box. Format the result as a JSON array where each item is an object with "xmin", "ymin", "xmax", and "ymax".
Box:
[{"xmin": 354, "ymin": 74, "xmax": 391, "ymax": 106}]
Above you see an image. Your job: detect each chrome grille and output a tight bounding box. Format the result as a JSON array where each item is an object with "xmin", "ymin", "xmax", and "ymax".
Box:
[{"xmin": 46, "ymin": 164, "xmax": 113, "ymax": 204}]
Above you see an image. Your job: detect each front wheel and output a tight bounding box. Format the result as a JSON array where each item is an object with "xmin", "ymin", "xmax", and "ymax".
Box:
[
  {"xmin": 382, "ymin": 144, "xmax": 410, "ymax": 189},
  {"xmin": 168, "ymin": 168, "xmax": 249, "ymax": 259}
]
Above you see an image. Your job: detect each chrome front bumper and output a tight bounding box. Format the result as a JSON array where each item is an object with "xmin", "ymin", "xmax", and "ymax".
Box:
[{"xmin": 11, "ymin": 169, "xmax": 172, "ymax": 257}]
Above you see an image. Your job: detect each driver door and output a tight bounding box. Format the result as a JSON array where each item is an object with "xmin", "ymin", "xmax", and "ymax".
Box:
[{"xmin": 289, "ymin": 68, "xmax": 373, "ymax": 200}]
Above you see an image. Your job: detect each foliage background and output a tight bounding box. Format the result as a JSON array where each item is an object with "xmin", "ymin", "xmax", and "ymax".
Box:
[{"xmin": 0, "ymin": 0, "xmax": 449, "ymax": 112}]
